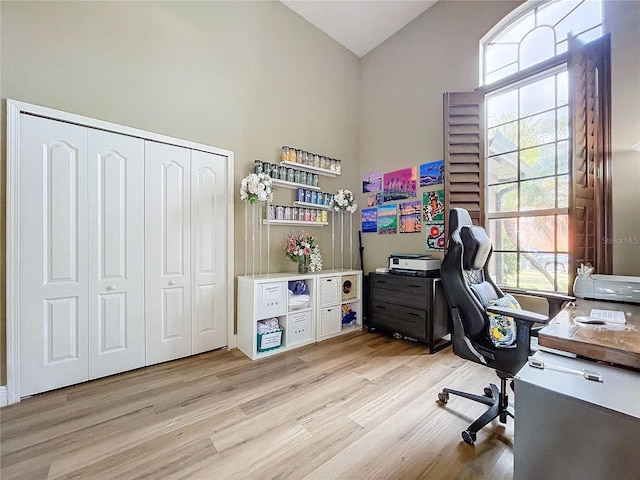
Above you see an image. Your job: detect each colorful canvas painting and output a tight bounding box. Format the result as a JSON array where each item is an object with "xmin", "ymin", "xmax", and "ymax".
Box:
[
  {"xmin": 400, "ymin": 214, "xmax": 421, "ymax": 233},
  {"xmin": 365, "ymin": 192, "xmax": 384, "ymax": 207},
  {"xmin": 383, "ymin": 167, "xmax": 417, "ymax": 202},
  {"xmin": 399, "ymin": 200, "xmax": 420, "ymax": 216},
  {"xmin": 423, "ymin": 189, "xmax": 445, "ymax": 222},
  {"xmin": 362, "ymin": 171, "xmax": 383, "ymax": 193},
  {"xmin": 377, "ymin": 204, "xmax": 397, "ymax": 234},
  {"xmin": 361, "ymin": 208, "xmax": 377, "ymax": 233},
  {"xmin": 420, "ymin": 160, "xmax": 444, "ymax": 187},
  {"xmin": 399, "ymin": 201, "xmax": 421, "ymax": 234},
  {"xmin": 426, "ymin": 223, "xmax": 446, "ymax": 251}
]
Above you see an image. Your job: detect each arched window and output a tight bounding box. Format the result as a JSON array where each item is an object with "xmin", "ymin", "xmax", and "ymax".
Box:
[
  {"xmin": 444, "ymin": 0, "xmax": 610, "ymax": 294},
  {"xmin": 482, "ymin": 0, "xmax": 603, "ymax": 85}
]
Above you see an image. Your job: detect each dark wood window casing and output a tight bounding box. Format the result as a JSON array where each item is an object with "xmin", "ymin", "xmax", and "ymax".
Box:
[
  {"xmin": 443, "ymin": 91, "xmax": 485, "ymax": 236},
  {"xmin": 569, "ymin": 34, "xmax": 613, "ymax": 282}
]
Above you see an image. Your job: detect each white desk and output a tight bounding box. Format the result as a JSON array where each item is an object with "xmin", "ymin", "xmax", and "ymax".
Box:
[{"xmin": 514, "ymin": 351, "xmax": 640, "ymax": 480}]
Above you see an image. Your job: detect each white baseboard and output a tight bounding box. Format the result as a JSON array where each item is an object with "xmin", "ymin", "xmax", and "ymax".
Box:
[{"xmin": 0, "ymin": 386, "xmax": 7, "ymax": 407}]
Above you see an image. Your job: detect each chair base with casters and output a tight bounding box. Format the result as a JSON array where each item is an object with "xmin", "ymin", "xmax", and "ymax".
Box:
[{"xmin": 438, "ymin": 370, "xmax": 514, "ymax": 445}]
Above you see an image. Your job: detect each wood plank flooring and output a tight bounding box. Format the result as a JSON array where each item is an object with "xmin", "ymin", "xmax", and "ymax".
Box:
[{"xmin": 0, "ymin": 331, "xmax": 515, "ymax": 479}]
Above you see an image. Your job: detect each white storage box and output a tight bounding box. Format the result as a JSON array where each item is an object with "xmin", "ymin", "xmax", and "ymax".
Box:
[
  {"xmin": 287, "ymin": 310, "xmax": 313, "ymax": 345},
  {"xmin": 318, "ymin": 276, "xmax": 340, "ymax": 307},
  {"xmin": 318, "ymin": 306, "xmax": 341, "ymax": 338},
  {"xmin": 255, "ymin": 282, "xmax": 287, "ymax": 318}
]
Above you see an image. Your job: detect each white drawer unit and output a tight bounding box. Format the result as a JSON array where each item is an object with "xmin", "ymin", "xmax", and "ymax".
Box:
[
  {"xmin": 316, "ymin": 271, "xmax": 362, "ymax": 341},
  {"xmin": 237, "ymin": 270, "xmax": 362, "ymax": 360}
]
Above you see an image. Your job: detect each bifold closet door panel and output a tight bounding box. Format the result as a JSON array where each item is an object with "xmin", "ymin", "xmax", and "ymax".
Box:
[
  {"xmin": 145, "ymin": 141, "xmax": 192, "ymax": 365},
  {"xmin": 87, "ymin": 130, "xmax": 145, "ymax": 379},
  {"xmin": 191, "ymin": 150, "xmax": 229, "ymax": 354},
  {"xmin": 19, "ymin": 114, "xmax": 90, "ymax": 396}
]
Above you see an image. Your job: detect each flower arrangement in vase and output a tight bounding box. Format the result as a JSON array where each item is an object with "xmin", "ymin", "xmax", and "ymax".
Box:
[
  {"xmin": 284, "ymin": 230, "xmax": 322, "ymax": 273},
  {"xmin": 240, "ymin": 172, "xmax": 273, "ymax": 204},
  {"xmin": 329, "ymin": 189, "xmax": 357, "ymax": 213}
]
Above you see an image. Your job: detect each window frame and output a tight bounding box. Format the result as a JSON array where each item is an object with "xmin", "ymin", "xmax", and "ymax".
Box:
[
  {"xmin": 483, "ymin": 61, "xmax": 572, "ymax": 292},
  {"xmin": 444, "ymin": 4, "xmax": 612, "ymax": 295}
]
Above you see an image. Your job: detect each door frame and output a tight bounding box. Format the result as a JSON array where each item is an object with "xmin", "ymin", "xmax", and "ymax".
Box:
[{"xmin": 5, "ymin": 99, "xmax": 235, "ymax": 405}]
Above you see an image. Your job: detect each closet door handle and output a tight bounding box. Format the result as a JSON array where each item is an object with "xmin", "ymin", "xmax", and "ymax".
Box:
[
  {"xmin": 106, "ymin": 285, "xmax": 116, "ymax": 291},
  {"xmin": 168, "ymin": 280, "xmax": 177, "ymax": 286}
]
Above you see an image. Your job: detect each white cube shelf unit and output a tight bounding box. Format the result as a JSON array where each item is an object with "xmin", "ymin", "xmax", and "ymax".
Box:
[{"xmin": 237, "ymin": 270, "xmax": 362, "ymax": 360}]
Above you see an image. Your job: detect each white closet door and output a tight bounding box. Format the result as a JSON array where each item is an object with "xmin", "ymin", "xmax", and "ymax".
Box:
[
  {"xmin": 19, "ymin": 115, "xmax": 89, "ymax": 396},
  {"xmin": 191, "ymin": 150, "xmax": 229, "ymax": 353},
  {"xmin": 87, "ymin": 130, "xmax": 145, "ymax": 379},
  {"xmin": 145, "ymin": 141, "xmax": 192, "ymax": 365}
]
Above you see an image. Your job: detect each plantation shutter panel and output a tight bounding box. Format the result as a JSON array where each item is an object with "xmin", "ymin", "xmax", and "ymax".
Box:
[
  {"xmin": 443, "ymin": 91, "xmax": 485, "ymax": 236},
  {"xmin": 569, "ymin": 34, "xmax": 612, "ymax": 285}
]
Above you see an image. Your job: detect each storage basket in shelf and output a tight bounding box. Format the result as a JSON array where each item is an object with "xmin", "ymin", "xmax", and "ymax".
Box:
[{"xmin": 257, "ymin": 327, "xmax": 284, "ymax": 352}]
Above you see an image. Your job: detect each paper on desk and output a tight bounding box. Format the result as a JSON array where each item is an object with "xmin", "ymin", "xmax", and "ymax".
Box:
[{"xmin": 590, "ymin": 309, "xmax": 627, "ymax": 324}]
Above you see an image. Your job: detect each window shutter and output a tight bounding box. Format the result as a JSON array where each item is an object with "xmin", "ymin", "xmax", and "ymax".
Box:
[
  {"xmin": 569, "ymin": 34, "xmax": 612, "ymax": 284},
  {"xmin": 443, "ymin": 91, "xmax": 485, "ymax": 235}
]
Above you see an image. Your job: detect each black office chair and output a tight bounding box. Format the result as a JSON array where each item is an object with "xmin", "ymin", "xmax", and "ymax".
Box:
[{"xmin": 437, "ymin": 208, "xmax": 573, "ymax": 445}]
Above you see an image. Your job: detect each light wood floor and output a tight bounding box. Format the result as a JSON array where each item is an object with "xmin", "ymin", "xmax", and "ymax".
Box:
[{"xmin": 0, "ymin": 331, "xmax": 515, "ymax": 480}]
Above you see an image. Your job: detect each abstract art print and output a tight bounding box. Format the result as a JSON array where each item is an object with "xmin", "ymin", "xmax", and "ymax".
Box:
[
  {"xmin": 361, "ymin": 208, "xmax": 377, "ymax": 233},
  {"xmin": 419, "ymin": 160, "xmax": 444, "ymax": 187},
  {"xmin": 383, "ymin": 167, "xmax": 417, "ymax": 202},
  {"xmin": 422, "ymin": 189, "xmax": 445, "ymax": 222},
  {"xmin": 399, "ymin": 201, "xmax": 421, "ymax": 234},
  {"xmin": 426, "ymin": 223, "xmax": 445, "ymax": 251},
  {"xmin": 362, "ymin": 171, "xmax": 382, "ymax": 193},
  {"xmin": 377, "ymin": 204, "xmax": 397, "ymax": 234}
]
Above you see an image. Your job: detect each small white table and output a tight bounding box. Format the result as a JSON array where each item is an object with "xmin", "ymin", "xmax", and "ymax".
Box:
[{"xmin": 514, "ymin": 351, "xmax": 640, "ymax": 480}]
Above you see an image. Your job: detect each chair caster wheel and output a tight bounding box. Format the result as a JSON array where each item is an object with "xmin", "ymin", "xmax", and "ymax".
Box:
[
  {"xmin": 438, "ymin": 392, "xmax": 449, "ymax": 404},
  {"xmin": 462, "ymin": 430, "xmax": 476, "ymax": 445},
  {"xmin": 483, "ymin": 386, "xmax": 493, "ymax": 398}
]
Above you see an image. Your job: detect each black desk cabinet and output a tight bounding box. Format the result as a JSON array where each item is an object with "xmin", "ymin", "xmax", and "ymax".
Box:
[{"xmin": 368, "ymin": 273, "xmax": 450, "ymax": 353}]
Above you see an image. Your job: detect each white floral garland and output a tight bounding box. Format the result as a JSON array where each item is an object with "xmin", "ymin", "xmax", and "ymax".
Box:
[
  {"xmin": 240, "ymin": 172, "xmax": 273, "ymax": 204},
  {"xmin": 329, "ymin": 189, "xmax": 357, "ymax": 213},
  {"xmin": 310, "ymin": 246, "xmax": 323, "ymax": 272}
]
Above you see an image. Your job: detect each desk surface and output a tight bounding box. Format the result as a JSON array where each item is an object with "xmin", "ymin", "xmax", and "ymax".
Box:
[{"xmin": 539, "ymin": 299, "xmax": 640, "ymax": 369}]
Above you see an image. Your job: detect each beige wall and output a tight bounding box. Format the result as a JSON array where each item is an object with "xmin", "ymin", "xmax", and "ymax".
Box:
[
  {"xmin": 1, "ymin": 0, "xmax": 638, "ymax": 388},
  {"xmin": 606, "ymin": 1, "xmax": 640, "ymax": 275},
  {"xmin": 0, "ymin": 0, "xmax": 361, "ymax": 386},
  {"xmin": 358, "ymin": 0, "xmax": 640, "ymax": 275},
  {"xmin": 358, "ymin": 0, "xmax": 522, "ymax": 273}
]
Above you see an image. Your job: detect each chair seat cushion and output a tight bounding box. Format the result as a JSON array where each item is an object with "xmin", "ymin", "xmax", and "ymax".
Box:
[{"xmin": 487, "ymin": 294, "xmax": 521, "ymax": 347}]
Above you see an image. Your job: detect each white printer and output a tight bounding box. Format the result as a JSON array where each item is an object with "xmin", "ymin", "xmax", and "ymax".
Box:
[
  {"xmin": 388, "ymin": 254, "xmax": 441, "ymax": 276},
  {"xmin": 573, "ymin": 264, "xmax": 640, "ymax": 304}
]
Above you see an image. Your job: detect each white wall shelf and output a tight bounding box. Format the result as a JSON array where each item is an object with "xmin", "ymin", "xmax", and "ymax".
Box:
[
  {"xmin": 280, "ymin": 161, "xmax": 338, "ymax": 177},
  {"xmin": 264, "ymin": 219, "xmax": 328, "ymax": 226},
  {"xmin": 294, "ymin": 201, "xmax": 331, "ymax": 210},
  {"xmin": 272, "ymin": 178, "xmax": 321, "ymax": 191}
]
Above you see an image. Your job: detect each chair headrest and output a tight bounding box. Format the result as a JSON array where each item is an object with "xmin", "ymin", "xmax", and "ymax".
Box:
[
  {"xmin": 460, "ymin": 225, "xmax": 492, "ymax": 270},
  {"xmin": 449, "ymin": 208, "xmax": 473, "ymax": 233}
]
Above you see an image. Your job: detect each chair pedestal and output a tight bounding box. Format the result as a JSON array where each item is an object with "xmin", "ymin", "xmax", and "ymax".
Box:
[{"xmin": 438, "ymin": 372, "xmax": 514, "ymax": 445}]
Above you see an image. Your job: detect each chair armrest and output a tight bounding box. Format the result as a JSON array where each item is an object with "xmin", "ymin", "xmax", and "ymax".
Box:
[
  {"xmin": 502, "ymin": 287, "xmax": 575, "ymax": 318},
  {"xmin": 523, "ymin": 290, "xmax": 576, "ymax": 303},
  {"xmin": 486, "ymin": 306, "xmax": 549, "ymax": 325}
]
